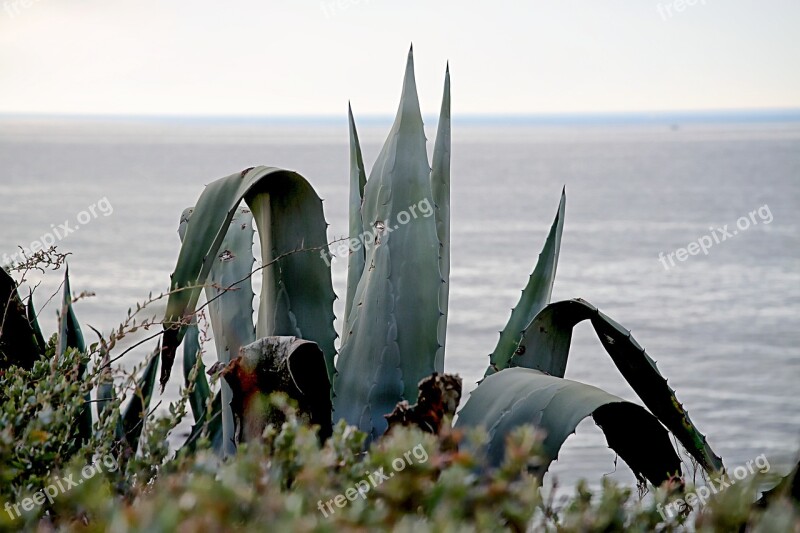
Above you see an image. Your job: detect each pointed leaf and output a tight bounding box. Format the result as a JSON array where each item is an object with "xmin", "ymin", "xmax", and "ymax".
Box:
[
  {"xmin": 26, "ymin": 290, "xmax": 46, "ymax": 352},
  {"xmin": 431, "ymin": 64, "xmax": 451, "ymax": 369},
  {"xmin": 343, "ymin": 104, "xmax": 368, "ymax": 330},
  {"xmin": 488, "ymin": 190, "xmax": 565, "ymax": 374},
  {"xmin": 56, "ymin": 267, "xmax": 91, "ymax": 444},
  {"xmin": 333, "ymin": 47, "xmax": 443, "ymax": 439},
  {"xmin": 57, "ymin": 266, "xmax": 85, "ymax": 358}
]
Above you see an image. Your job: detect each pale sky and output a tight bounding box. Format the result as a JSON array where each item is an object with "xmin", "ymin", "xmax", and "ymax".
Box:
[{"xmin": 1, "ymin": 0, "xmax": 798, "ymax": 116}]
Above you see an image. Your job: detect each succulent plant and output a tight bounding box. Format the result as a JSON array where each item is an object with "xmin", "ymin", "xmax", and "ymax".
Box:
[
  {"xmin": 0, "ymin": 265, "xmax": 160, "ymax": 461},
  {"xmin": 160, "ymin": 46, "xmax": 723, "ymax": 485}
]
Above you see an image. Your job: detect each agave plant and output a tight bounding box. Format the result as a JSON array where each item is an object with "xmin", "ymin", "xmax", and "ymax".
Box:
[
  {"xmin": 0, "ymin": 264, "xmax": 159, "ymax": 461},
  {"xmin": 159, "ymin": 47, "xmax": 723, "ymax": 486}
]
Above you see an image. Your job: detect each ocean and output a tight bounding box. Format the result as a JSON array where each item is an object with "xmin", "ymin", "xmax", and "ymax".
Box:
[{"xmin": 1, "ymin": 115, "xmax": 798, "ymax": 491}]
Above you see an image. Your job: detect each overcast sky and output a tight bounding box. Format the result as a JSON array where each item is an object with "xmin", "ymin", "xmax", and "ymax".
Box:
[{"xmin": 1, "ymin": 0, "xmax": 798, "ymax": 116}]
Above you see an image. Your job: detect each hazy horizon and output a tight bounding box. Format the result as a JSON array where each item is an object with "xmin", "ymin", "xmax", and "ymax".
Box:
[{"xmin": 1, "ymin": 1, "xmax": 798, "ymax": 116}]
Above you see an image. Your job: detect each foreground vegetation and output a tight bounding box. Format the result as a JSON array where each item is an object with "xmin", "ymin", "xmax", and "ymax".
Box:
[{"xmin": 0, "ymin": 348, "xmax": 797, "ymax": 531}]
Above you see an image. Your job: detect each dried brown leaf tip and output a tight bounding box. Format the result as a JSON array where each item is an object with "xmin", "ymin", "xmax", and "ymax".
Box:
[{"xmin": 385, "ymin": 372, "xmax": 462, "ymax": 435}]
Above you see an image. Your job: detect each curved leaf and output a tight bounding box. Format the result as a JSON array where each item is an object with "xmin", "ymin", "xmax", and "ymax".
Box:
[
  {"xmin": 223, "ymin": 336, "xmax": 332, "ymax": 443},
  {"xmin": 511, "ymin": 298, "xmax": 723, "ymax": 472},
  {"xmin": 333, "ymin": 47, "xmax": 444, "ymax": 439},
  {"xmin": 487, "ymin": 190, "xmax": 565, "ymax": 375},
  {"xmin": 455, "ymin": 367, "xmax": 682, "ymax": 485},
  {"xmin": 162, "ymin": 166, "xmax": 336, "ymax": 389}
]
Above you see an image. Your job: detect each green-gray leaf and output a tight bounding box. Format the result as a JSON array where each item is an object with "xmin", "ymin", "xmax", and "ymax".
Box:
[
  {"xmin": 488, "ymin": 189, "xmax": 565, "ymax": 375},
  {"xmin": 162, "ymin": 166, "xmax": 336, "ymax": 389},
  {"xmin": 333, "ymin": 47, "xmax": 444, "ymax": 439},
  {"xmin": 431, "ymin": 63, "xmax": 451, "ymax": 369},
  {"xmin": 511, "ymin": 298, "xmax": 723, "ymax": 473},
  {"xmin": 343, "ymin": 104, "xmax": 368, "ymax": 331},
  {"xmin": 455, "ymin": 367, "xmax": 682, "ymax": 485},
  {"xmin": 122, "ymin": 343, "xmax": 160, "ymax": 454}
]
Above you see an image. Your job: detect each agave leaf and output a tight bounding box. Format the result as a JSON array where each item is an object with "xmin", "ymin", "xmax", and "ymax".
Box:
[
  {"xmin": 56, "ymin": 267, "xmax": 92, "ymax": 445},
  {"xmin": 511, "ymin": 298, "xmax": 723, "ymax": 472},
  {"xmin": 455, "ymin": 367, "xmax": 682, "ymax": 485},
  {"xmin": 182, "ymin": 318, "xmax": 210, "ymax": 424},
  {"xmin": 183, "ymin": 390, "xmax": 223, "ymax": 454},
  {"xmin": 162, "ymin": 166, "xmax": 336, "ymax": 389},
  {"xmin": 57, "ymin": 266, "xmax": 86, "ymax": 358},
  {"xmin": 122, "ymin": 343, "xmax": 160, "ymax": 453},
  {"xmin": 511, "ymin": 298, "xmax": 593, "ymax": 377},
  {"xmin": 0, "ymin": 266, "xmax": 40, "ymax": 369},
  {"xmin": 431, "ymin": 64, "xmax": 451, "ymax": 369},
  {"xmin": 26, "ymin": 290, "xmax": 46, "ymax": 352},
  {"xmin": 487, "ymin": 190, "xmax": 566, "ymax": 375},
  {"xmin": 342, "ymin": 104, "xmax": 368, "ymax": 331},
  {"xmin": 89, "ymin": 326, "xmax": 115, "ymax": 420},
  {"xmin": 333, "ymin": 47, "xmax": 444, "ymax": 439},
  {"xmin": 91, "ymin": 327, "xmax": 125, "ymax": 443},
  {"xmin": 179, "ymin": 206, "xmax": 254, "ymax": 457},
  {"xmin": 221, "ymin": 336, "xmax": 332, "ymax": 443}
]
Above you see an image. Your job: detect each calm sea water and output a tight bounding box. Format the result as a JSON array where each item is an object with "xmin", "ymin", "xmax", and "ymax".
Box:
[{"xmin": 1, "ymin": 117, "xmax": 798, "ymax": 490}]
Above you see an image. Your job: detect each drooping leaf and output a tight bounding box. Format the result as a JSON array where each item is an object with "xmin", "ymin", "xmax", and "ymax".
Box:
[
  {"xmin": 511, "ymin": 298, "xmax": 724, "ymax": 473},
  {"xmin": 511, "ymin": 298, "xmax": 592, "ymax": 378},
  {"xmin": 219, "ymin": 336, "xmax": 332, "ymax": 443},
  {"xmin": 122, "ymin": 343, "xmax": 160, "ymax": 453},
  {"xmin": 333, "ymin": 47, "xmax": 444, "ymax": 439},
  {"xmin": 431, "ymin": 63, "xmax": 451, "ymax": 369},
  {"xmin": 162, "ymin": 166, "xmax": 336, "ymax": 389},
  {"xmin": 0, "ymin": 266, "xmax": 40, "ymax": 369},
  {"xmin": 487, "ymin": 190, "xmax": 566, "ymax": 375},
  {"xmin": 343, "ymin": 103, "xmax": 368, "ymax": 331},
  {"xmin": 455, "ymin": 367, "xmax": 682, "ymax": 485}
]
